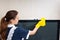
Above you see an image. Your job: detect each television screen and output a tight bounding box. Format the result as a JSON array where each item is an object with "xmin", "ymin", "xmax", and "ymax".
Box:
[{"xmin": 16, "ymin": 20, "xmax": 59, "ymax": 40}]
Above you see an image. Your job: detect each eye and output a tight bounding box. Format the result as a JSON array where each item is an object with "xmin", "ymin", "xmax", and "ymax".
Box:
[{"xmin": 16, "ymin": 17, "xmax": 19, "ymax": 20}]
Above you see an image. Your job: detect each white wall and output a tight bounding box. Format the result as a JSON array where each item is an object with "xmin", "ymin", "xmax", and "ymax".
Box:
[
  {"xmin": 0, "ymin": 0, "xmax": 9, "ymax": 20},
  {"xmin": 0, "ymin": 0, "xmax": 60, "ymax": 20}
]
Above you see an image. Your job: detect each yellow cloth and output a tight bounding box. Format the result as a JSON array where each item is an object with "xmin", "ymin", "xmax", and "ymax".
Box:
[{"xmin": 36, "ymin": 18, "xmax": 46, "ymax": 28}]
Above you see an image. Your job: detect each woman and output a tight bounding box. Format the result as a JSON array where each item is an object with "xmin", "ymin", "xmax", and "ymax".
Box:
[{"xmin": 0, "ymin": 10, "xmax": 46, "ymax": 40}]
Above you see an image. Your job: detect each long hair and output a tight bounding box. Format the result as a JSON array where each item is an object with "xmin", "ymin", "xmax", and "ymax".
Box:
[{"xmin": 0, "ymin": 10, "xmax": 18, "ymax": 40}]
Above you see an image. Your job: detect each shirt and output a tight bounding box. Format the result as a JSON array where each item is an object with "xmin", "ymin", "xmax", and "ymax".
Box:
[{"xmin": 6, "ymin": 24, "xmax": 30, "ymax": 40}]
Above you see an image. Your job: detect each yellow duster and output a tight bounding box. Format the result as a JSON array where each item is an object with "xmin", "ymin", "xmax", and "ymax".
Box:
[{"xmin": 36, "ymin": 18, "xmax": 46, "ymax": 28}]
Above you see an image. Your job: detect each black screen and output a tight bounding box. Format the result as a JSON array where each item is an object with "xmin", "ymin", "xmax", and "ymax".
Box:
[{"xmin": 16, "ymin": 20, "xmax": 58, "ymax": 40}]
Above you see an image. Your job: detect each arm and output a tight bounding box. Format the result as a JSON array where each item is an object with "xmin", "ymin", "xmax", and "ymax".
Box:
[
  {"xmin": 29, "ymin": 18, "xmax": 46, "ymax": 35},
  {"xmin": 29, "ymin": 27, "xmax": 38, "ymax": 35}
]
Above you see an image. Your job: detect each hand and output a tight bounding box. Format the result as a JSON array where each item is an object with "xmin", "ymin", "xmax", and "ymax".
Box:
[{"xmin": 35, "ymin": 18, "xmax": 46, "ymax": 28}]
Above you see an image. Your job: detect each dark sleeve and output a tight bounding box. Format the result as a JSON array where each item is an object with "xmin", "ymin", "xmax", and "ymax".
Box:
[{"xmin": 15, "ymin": 27, "xmax": 29, "ymax": 38}]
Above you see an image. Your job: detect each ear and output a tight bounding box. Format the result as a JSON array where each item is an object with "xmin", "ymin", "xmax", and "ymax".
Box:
[{"xmin": 10, "ymin": 19, "xmax": 15, "ymax": 23}]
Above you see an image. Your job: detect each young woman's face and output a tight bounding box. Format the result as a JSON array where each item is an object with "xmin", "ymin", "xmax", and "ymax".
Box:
[
  {"xmin": 14, "ymin": 14, "xmax": 19, "ymax": 24},
  {"xmin": 10, "ymin": 14, "xmax": 19, "ymax": 25}
]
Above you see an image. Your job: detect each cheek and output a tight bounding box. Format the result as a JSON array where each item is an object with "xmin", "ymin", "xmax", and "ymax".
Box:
[{"xmin": 15, "ymin": 19, "xmax": 19, "ymax": 23}]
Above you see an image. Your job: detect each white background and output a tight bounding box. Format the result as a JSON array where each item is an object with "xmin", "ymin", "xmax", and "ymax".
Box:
[{"xmin": 0, "ymin": 0, "xmax": 60, "ymax": 20}]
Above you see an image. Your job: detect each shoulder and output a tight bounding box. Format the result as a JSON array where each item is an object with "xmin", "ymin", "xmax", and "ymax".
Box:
[{"xmin": 15, "ymin": 27, "xmax": 28, "ymax": 32}]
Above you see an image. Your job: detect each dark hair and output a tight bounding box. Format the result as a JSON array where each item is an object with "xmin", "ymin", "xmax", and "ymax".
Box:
[{"xmin": 0, "ymin": 10, "xmax": 18, "ymax": 40}]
